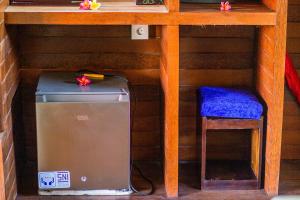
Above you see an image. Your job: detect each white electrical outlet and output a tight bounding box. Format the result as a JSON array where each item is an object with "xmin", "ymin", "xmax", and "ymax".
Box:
[{"xmin": 131, "ymin": 25, "xmax": 149, "ymax": 40}]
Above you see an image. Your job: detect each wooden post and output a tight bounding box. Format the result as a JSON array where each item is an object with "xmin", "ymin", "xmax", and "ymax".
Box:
[
  {"xmin": 160, "ymin": 25, "xmax": 179, "ymax": 198},
  {"xmin": 164, "ymin": 0, "xmax": 179, "ymax": 12},
  {"xmin": 257, "ymin": 0, "xmax": 287, "ymax": 195}
]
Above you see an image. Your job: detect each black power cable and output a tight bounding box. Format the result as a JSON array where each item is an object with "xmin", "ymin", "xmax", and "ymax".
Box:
[
  {"xmin": 129, "ymin": 84, "xmax": 154, "ymax": 196},
  {"xmin": 130, "ymin": 164, "xmax": 154, "ymax": 196}
]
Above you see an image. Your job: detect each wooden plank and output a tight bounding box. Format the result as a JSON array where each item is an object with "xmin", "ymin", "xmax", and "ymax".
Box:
[
  {"xmin": 282, "ymin": 145, "xmax": 300, "ymax": 160},
  {"xmin": 282, "ymin": 131, "xmax": 300, "ymax": 146},
  {"xmin": 160, "ymin": 25, "xmax": 179, "ymax": 197},
  {"xmin": 179, "ymin": 144, "xmax": 251, "ymax": 161},
  {"xmin": 180, "ymin": 38, "xmax": 253, "ymax": 53},
  {"xmin": 180, "ymin": 26, "xmax": 256, "ymax": 38},
  {"xmin": 132, "ymin": 131, "xmax": 161, "ymax": 146},
  {"xmin": 287, "ymin": 38, "xmax": 300, "ymax": 53},
  {"xmin": 179, "ymin": 52, "xmax": 253, "ymax": 69},
  {"xmin": 287, "ymin": 23, "xmax": 300, "ymax": 38},
  {"xmin": 283, "ymin": 100, "xmax": 300, "ymax": 116},
  {"xmin": 21, "ymin": 53, "xmax": 160, "ymax": 69},
  {"xmin": 4, "ymin": 5, "xmax": 169, "ymax": 25},
  {"xmin": 288, "ymin": 4, "xmax": 300, "ymax": 22},
  {"xmin": 132, "ymin": 146, "xmax": 161, "ymax": 161},
  {"xmin": 19, "ymin": 25, "xmax": 157, "ymax": 38},
  {"xmin": 206, "ymin": 118, "xmax": 260, "ymax": 130},
  {"xmin": 20, "ymin": 68, "xmax": 161, "ymax": 85},
  {"xmin": 283, "ymin": 115, "xmax": 300, "ymax": 131},
  {"xmin": 5, "ymin": 3, "xmax": 276, "ymax": 25},
  {"xmin": 5, "ymin": 2, "xmax": 168, "ymax": 12},
  {"xmin": 258, "ymin": 0, "xmax": 287, "ymax": 196},
  {"xmin": 180, "ymin": 69, "xmax": 253, "ymax": 87},
  {"xmin": 179, "ymin": 3, "xmax": 276, "ymax": 25},
  {"xmin": 20, "ymin": 37, "xmax": 160, "ymax": 54}
]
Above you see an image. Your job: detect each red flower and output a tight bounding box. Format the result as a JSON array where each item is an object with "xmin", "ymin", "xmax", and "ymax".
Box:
[
  {"xmin": 80, "ymin": 0, "xmax": 91, "ymax": 10},
  {"xmin": 220, "ymin": 1, "xmax": 231, "ymax": 11},
  {"xmin": 76, "ymin": 75, "xmax": 91, "ymax": 86}
]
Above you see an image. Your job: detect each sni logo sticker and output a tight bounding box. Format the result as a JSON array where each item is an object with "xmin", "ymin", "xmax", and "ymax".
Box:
[{"xmin": 38, "ymin": 171, "xmax": 70, "ymax": 189}]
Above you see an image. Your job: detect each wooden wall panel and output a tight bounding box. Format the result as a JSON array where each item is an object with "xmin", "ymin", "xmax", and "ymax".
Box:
[
  {"xmin": 13, "ymin": 0, "xmax": 300, "ymax": 172},
  {"xmin": 179, "ymin": 25, "xmax": 256, "ymax": 161},
  {"xmin": 17, "ymin": 25, "xmax": 260, "ymax": 165},
  {"xmin": 18, "ymin": 25, "xmax": 163, "ymax": 165}
]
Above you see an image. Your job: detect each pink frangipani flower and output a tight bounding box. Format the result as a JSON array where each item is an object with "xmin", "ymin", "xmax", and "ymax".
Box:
[
  {"xmin": 220, "ymin": 1, "xmax": 231, "ymax": 11},
  {"xmin": 80, "ymin": 0, "xmax": 91, "ymax": 10}
]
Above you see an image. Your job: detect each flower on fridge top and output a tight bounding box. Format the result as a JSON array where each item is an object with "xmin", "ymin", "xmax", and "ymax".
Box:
[{"xmin": 76, "ymin": 75, "xmax": 92, "ymax": 86}]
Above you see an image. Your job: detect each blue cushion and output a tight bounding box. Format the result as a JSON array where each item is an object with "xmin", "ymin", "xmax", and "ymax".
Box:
[{"xmin": 198, "ymin": 86, "xmax": 263, "ymax": 119}]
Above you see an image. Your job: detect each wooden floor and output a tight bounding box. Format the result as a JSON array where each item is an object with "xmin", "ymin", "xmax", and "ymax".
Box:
[{"xmin": 16, "ymin": 160, "xmax": 300, "ymax": 200}]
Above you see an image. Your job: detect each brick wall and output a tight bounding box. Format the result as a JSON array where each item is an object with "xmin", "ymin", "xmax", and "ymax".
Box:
[{"xmin": 0, "ymin": 1, "xmax": 19, "ymax": 198}]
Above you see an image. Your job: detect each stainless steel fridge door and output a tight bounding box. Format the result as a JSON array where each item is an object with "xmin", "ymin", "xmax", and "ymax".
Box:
[{"xmin": 36, "ymin": 97, "xmax": 130, "ymax": 191}]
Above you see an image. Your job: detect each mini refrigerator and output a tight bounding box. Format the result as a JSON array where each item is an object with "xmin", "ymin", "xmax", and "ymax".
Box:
[{"xmin": 35, "ymin": 72, "xmax": 131, "ymax": 195}]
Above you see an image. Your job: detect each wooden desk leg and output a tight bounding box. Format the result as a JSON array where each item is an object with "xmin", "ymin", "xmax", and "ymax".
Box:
[
  {"xmin": 160, "ymin": 25, "xmax": 179, "ymax": 198},
  {"xmin": 257, "ymin": 0, "xmax": 287, "ymax": 194}
]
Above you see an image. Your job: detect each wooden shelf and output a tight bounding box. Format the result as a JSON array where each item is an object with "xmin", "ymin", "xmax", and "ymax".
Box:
[
  {"xmin": 179, "ymin": 3, "xmax": 276, "ymax": 25},
  {"xmin": 4, "ymin": 3, "xmax": 169, "ymax": 25},
  {"xmin": 0, "ymin": 0, "xmax": 288, "ymax": 198},
  {"xmin": 5, "ymin": 2, "xmax": 276, "ymax": 25}
]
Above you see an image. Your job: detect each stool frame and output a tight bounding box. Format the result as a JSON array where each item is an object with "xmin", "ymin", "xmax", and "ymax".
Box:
[{"xmin": 201, "ymin": 116, "xmax": 264, "ymax": 190}]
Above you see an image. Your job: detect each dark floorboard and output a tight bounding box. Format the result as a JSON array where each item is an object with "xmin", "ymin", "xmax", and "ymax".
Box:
[{"xmin": 16, "ymin": 160, "xmax": 300, "ymax": 200}]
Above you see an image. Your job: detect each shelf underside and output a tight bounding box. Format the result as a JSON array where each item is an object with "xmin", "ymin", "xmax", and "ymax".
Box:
[{"xmin": 5, "ymin": 3, "xmax": 276, "ymax": 25}]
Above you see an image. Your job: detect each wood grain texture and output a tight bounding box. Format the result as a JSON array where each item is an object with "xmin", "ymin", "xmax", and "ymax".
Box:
[
  {"xmin": 257, "ymin": 0, "xmax": 288, "ymax": 196},
  {"xmin": 4, "ymin": 5, "xmax": 170, "ymax": 25},
  {"xmin": 160, "ymin": 25, "xmax": 179, "ymax": 197},
  {"xmin": 0, "ymin": 0, "xmax": 290, "ymax": 197},
  {"xmin": 179, "ymin": 25, "xmax": 256, "ymax": 164},
  {"xmin": 201, "ymin": 117, "xmax": 263, "ymax": 190},
  {"xmin": 4, "ymin": 3, "xmax": 276, "ymax": 25},
  {"xmin": 282, "ymin": 0, "xmax": 300, "ymax": 160},
  {"xmin": 179, "ymin": 3, "xmax": 276, "ymax": 25}
]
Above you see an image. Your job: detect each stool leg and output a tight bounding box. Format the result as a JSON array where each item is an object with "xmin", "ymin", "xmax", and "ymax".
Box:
[
  {"xmin": 251, "ymin": 117, "xmax": 264, "ymax": 189},
  {"xmin": 257, "ymin": 117, "xmax": 264, "ymax": 189},
  {"xmin": 201, "ymin": 117, "xmax": 207, "ymax": 189}
]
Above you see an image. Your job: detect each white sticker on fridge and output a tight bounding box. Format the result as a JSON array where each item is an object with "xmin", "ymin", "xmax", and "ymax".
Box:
[{"xmin": 38, "ymin": 171, "xmax": 70, "ymax": 189}]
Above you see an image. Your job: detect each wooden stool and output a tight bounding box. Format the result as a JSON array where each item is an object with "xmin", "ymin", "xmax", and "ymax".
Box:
[
  {"xmin": 198, "ymin": 86, "xmax": 264, "ymax": 190},
  {"xmin": 201, "ymin": 117, "xmax": 263, "ymax": 190}
]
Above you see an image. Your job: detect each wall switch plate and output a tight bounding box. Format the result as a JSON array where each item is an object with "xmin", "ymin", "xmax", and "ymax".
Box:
[{"xmin": 131, "ymin": 25, "xmax": 149, "ymax": 40}]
